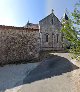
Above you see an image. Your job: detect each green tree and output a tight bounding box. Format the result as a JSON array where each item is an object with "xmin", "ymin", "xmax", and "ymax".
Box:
[{"xmin": 61, "ymin": 1, "xmax": 80, "ymax": 61}]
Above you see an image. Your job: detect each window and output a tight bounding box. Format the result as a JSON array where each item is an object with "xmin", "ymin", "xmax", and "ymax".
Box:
[
  {"xmin": 61, "ymin": 34, "xmax": 64, "ymax": 42},
  {"xmin": 57, "ymin": 34, "xmax": 59, "ymax": 43},
  {"xmin": 52, "ymin": 18, "xmax": 53, "ymax": 25},
  {"xmin": 46, "ymin": 34, "xmax": 48, "ymax": 42}
]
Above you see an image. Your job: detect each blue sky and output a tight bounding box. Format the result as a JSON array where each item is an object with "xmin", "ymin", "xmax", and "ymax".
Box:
[{"xmin": 0, "ymin": 0, "xmax": 78, "ymax": 26}]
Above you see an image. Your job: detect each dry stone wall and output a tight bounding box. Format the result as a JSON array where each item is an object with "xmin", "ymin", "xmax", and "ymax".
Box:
[{"xmin": 0, "ymin": 26, "xmax": 40, "ymax": 64}]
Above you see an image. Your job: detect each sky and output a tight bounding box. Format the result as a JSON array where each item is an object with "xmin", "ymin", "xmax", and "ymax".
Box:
[{"xmin": 0, "ymin": 0, "xmax": 78, "ymax": 26}]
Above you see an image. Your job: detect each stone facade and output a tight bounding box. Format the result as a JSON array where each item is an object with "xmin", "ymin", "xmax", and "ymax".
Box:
[
  {"xmin": 0, "ymin": 25, "xmax": 39, "ymax": 64},
  {"xmin": 39, "ymin": 12, "xmax": 64, "ymax": 51}
]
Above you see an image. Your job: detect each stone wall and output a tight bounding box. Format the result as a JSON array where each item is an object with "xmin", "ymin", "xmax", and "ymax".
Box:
[{"xmin": 0, "ymin": 25, "xmax": 40, "ymax": 64}]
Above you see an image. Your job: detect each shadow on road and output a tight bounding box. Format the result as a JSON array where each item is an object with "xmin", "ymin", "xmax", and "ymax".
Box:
[
  {"xmin": 23, "ymin": 55, "xmax": 79, "ymax": 84},
  {"xmin": 0, "ymin": 55, "xmax": 79, "ymax": 92}
]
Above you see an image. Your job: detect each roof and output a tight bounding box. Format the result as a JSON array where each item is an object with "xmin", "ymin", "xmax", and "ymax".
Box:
[
  {"xmin": 24, "ymin": 22, "xmax": 39, "ymax": 29},
  {"xmin": 39, "ymin": 12, "xmax": 61, "ymax": 24},
  {"xmin": 63, "ymin": 13, "xmax": 68, "ymax": 20}
]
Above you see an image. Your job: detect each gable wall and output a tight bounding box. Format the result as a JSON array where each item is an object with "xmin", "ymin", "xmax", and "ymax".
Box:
[{"xmin": 39, "ymin": 13, "xmax": 63, "ymax": 50}]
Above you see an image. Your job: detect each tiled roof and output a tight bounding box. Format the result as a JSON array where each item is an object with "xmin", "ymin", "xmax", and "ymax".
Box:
[{"xmin": 24, "ymin": 23, "xmax": 39, "ymax": 29}]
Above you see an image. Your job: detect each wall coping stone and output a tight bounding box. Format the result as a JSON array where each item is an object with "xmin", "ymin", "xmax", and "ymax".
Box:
[{"xmin": 0, "ymin": 25, "xmax": 39, "ymax": 31}]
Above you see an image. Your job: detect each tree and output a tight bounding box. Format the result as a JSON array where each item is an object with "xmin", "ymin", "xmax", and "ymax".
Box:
[{"xmin": 61, "ymin": 1, "xmax": 80, "ymax": 61}]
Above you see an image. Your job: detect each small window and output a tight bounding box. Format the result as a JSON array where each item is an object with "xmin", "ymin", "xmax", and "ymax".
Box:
[
  {"xmin": 52, "ymin": 18, "xmax": 53, "ymax": 25},
  {"xmin": 57, "ymin": 34, "xmax": 59, "ymax": 43},
  {"xmin": 61, "ymin": 35, "xmax": 63, "ymax": 42},
  {"xmin": 46, "ymin": 34, "xmax": 48, "ymax": 42},
  {"xmin": 61, "ymin": 34, "xmax": 64, "ymax": 42}
]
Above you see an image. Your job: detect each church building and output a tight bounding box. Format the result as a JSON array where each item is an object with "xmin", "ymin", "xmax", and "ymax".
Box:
[
  {"xmin": 26, "ymin": 9, "xmax": 68, "ymax": 51},
  {"xmin": 39, "ymin": 10, "xmax": 63, "ymax": 51}
]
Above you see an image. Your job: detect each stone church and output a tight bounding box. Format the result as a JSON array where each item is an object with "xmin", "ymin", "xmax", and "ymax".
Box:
[
  {"xmin": 39, "ymin": 10, "xmax": 63, "ymax": 51},
  {"xmin": 0, "ymin": 10, "xmax": 68, "ymax": 64},
  {"xmin": 26, "ymin": 9, "xmax": 68, "ymax": 51}
]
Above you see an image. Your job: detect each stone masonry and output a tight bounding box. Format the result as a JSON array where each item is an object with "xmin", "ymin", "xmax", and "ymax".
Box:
[
  {"xmin": 39, "ymin": 11, "xmax": 64, "ymax": 51},
  {"xmin": 0, "ymin": 25, "xmax": 39, "ymax": 64}
]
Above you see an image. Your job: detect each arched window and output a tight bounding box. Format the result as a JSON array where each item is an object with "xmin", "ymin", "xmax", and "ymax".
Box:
[
  {"xmin": 61, "ymin": 33, "xmax": 64, "ymax": 42},
  {"xmin": 52, "ymin": 18, "xmax": 53, "ymax": 25},
  {"xmin": 57, "ymin": 34, "xmax": 59, "ymax": 43},
  {"xmin": 46, "ymin": 34, "xmax": 48, "ymax": 42}
]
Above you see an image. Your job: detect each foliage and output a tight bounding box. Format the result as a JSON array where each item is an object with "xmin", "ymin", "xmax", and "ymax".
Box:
[{"xmin": 61, "ymin": 1, "xmax": 80, "ymax": 60}]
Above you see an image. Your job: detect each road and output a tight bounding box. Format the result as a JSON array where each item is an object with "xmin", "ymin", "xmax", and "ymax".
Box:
[
  {"xmin": 6, "ymin": 53, "xmax": 80, "ymax": 92},
  {"xmin": 23, "ymin": 53, "xmax": 79, "ymax": 84}
]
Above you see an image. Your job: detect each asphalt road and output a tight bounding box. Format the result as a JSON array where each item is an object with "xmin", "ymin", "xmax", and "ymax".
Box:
[{"xmin": 23, "ymin": 54, "xmax": 79, "ymax": 84}]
